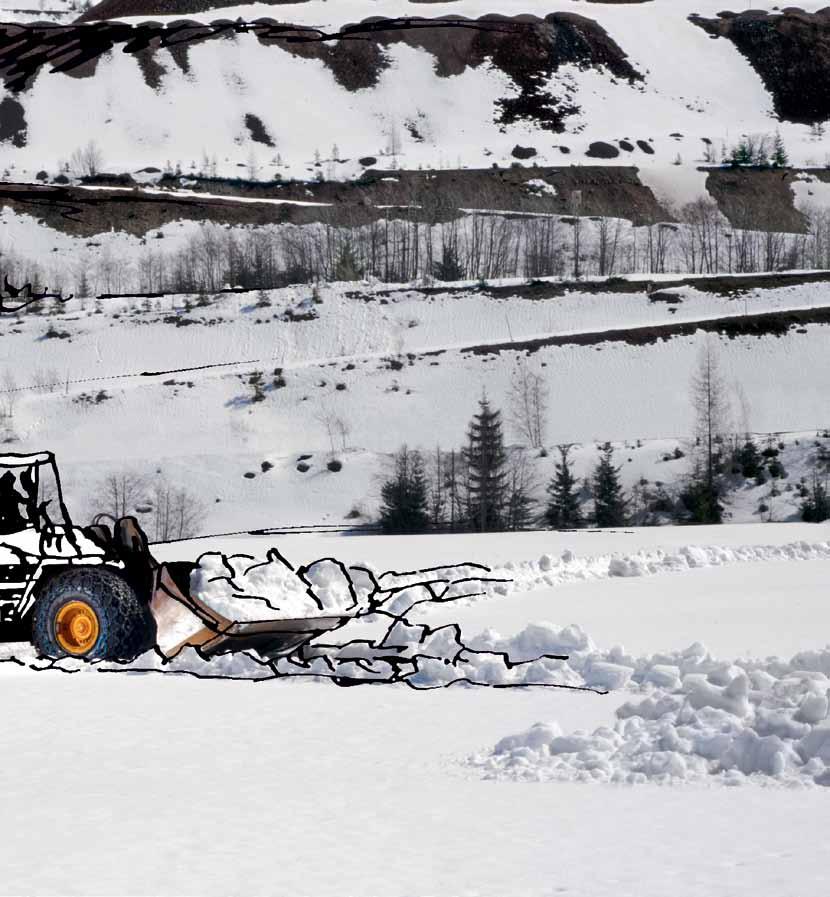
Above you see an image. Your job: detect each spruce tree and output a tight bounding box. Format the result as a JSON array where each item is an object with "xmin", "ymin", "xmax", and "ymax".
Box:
[
  {"xmin": 334, "ymin": 243, "xmax": 362, "ymax": 281},
  {"xmin": 545, "ymin": 444, "xmax": 583, "ymax": 528},
  {"xmin": 433, "ymin": 244, "xmax": 464, "ymax": 282},
  {"xmin": 801, "ymin": 472, "xmax": 829, "ymax": 523},
  {"xmin": 464, "ymin": 397, "xmax": 508, "ymax": 531},
  {"xmin": 591, "ymin": 442, "xmax": 627, "ymax": 527},
  {"xmin": 737, "ymin": 438, "xmax": 762, "ymax": 479},
  {"xmin": 730, "ymin": 140, "xmax": 752, "ymax": 166},
  {"xmin": 771, "ymin": 131, "xmax": 789, "ymax": 168},
  {"xmin": 379, "ymin": 446, "xmax": 429, "ymax": 533}
]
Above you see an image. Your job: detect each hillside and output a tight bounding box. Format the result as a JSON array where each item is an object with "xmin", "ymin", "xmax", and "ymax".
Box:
[
  {"xmin": 0, "ymin": 267, "xmax": 828, "ymax": 532},
  {"xmin": 0, "ymin": 1, "xmax": 829, "ymax": 223}
]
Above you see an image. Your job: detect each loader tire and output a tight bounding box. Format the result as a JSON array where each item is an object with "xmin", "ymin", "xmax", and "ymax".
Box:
[{"xmin": 32, "ymin": 567, "xmax": 156, "ymax": 662}]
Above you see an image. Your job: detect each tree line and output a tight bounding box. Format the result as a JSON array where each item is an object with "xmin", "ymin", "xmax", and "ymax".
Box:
[
  {"xmin": 378, "ymin": 346, "xmax": 830, "ymax": 532},
  {"xmin": 5, "ymin": 196, "xmax": 830, "ymax": 303}
]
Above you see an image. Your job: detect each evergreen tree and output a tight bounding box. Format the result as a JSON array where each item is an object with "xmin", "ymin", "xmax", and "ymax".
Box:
[
  {"xmin": 737, "ymin": 438, "xmax": 762, "ymax": 479},
  {"xmin": 463, "ymin": 397, "xmax": 508, "ymax": 531},
  {"xmin": 433, "ymin": 243, "xmax": 464, "ymax": 282},
  {"xmin": 801, "ymin": 472, "xmax": 829, "ymax": 523},
  {"xmin": 591, "ymin": 442, "xmax": 627, "ymax": 527},
  {"xmin": 771, "ymin": 131, "xmax": 789, "ymax": 168},
  {"xmin": 334, "ymin": 243, "xmax": 362, "ymax": 281},
  {"xmin": 680, "ymin": 474, "xmax": 723, "ymax": 524},
  {"xmin": 545, "ymin": 444, "xmax": 583, "ymax": 528},
  {"xmin": 729, "ymin": 139, "xmax": 752, "ymax": 166},
  {"xmin": 379, "ymin": 446, "xmax": 429, "ymax": 534}
]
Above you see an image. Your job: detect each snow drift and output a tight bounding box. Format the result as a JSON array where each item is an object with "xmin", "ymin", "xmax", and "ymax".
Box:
[{"xmin": 470, "ymin": 641, "xmax": 830, "ymax": 787}]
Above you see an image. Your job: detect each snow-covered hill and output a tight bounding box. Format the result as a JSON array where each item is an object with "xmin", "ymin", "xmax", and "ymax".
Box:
[
  {"xmin": 1, "ymin": 0, "xmax": 829, "ymax": 212},
  {"xmin": 1, "ymin": 269, "xmax": 828, "ymax": 530}
]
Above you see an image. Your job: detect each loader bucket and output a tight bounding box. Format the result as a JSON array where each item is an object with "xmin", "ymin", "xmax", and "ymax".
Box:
[{"xmin": 149, "ymin": 562, "xmax": 350, "ymax": 660}]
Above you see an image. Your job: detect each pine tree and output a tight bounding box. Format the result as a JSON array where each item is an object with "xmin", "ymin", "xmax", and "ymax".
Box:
[
  {"xmin": 464, "ymin": 397, "xmax": 508, "ymax": 531},
  {"xmin": 379, "ymin": 446, "xmax": 429, "ymax": 534},
  {"xmin": 432, "ymin": 243, "xmax": 464, "ymax": 282},
  {"xmin": 545, "ymin": 444, "xmax": 583, "ymax": 528},
  {"xmin": 771, "ymin": 131, "xmax": 789, "ymax": 168},
  {"xmin": 729, "ymin": 139, "xmax": 752, "ymax": 166},
  {"xmin": 801, "ymin": 472, "xmax": 829, "ymax": 523},
  {"xmin": 335, "ymin": 243, "xmax": 362, "ymax": 281},
  {"xmin": 737, "ymin": 438, "xmax": 762, "ymax": 479},
  {"xmin": 591, "ymin": 442, "xmax": 627, "ymax": 527}
]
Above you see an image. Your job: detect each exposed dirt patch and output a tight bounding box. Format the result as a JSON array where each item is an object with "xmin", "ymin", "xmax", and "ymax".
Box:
[
  {"xmin": 0, "ymin": 96, "xmax": 26, "ymax": 147},
  {"xmin": 368, "ymin": 270, "xmax": 830, "ymax": 303},
  {"xmin": 456, "ymin": 304, "xmax": 830, "ymax": 356},
  {"xmin": 691, "ymin": 8, "xmax": 830, "ymax": 124},
  {"xmin": 244, "ymin": 113, "xmax": 275, "ymax": 147},
  {"xmin": 0, "ymin": 164, "xmax": 671, "ymax": 235},
  {"xmin": 78, "ymin": 0, "xmax": 308, "ymax": 19},
  {"xmin": 512, "ymin": 145, "xmax": 537, "ymax": 159},
  {"xmin": 586, "ymin": 141, "xmax": 620, "ymax": 159},
  {"xmin": 149, "ymin": 164, "xmax": 670, "ymax": 225},
  {"xmin": 5, "ymin": 16, "xmax": 641, "ymax": 134},
  {"xmin": 705, "ymin": 167, "xmax": 809, "ymax": 234}
]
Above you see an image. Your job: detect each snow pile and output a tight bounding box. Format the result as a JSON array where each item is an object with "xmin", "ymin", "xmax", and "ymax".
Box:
[
  {"xmin": 274, "ymin": 617, "xmax": 588, "ymax": 690},
  {"xmin": 189, "ymin": 550, "xmax": 510, "ymax": 622},
  {"xmin": 523, "ymin": 178, "xmax": 557, "ymax": 197},
  {"xmin": 469, "ymin": 642, "xmax": 830, "ymax": 787},
  {"xmin": 189, "ymin": 550, "xmax": 360, "ymax": 620}
]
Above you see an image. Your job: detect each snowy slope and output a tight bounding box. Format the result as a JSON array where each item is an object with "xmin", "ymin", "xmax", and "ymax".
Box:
[
  {"xmin": 1, "ymin": 267, "xmax": 828, "ymax": 529},
  {"xmin": 1, "ymin": 0, "xmax": 829, "ymax": 200}
]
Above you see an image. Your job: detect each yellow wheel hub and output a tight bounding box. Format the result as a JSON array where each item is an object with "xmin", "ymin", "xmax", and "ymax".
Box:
[{"xmin": 55, "ymin": 601, "xmax": 100, "ymax": 655}]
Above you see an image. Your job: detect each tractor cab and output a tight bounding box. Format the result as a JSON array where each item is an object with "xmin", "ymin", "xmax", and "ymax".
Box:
[{"xmin": 0, "ymin": 453, "xmax": 104, "ymax": 622}]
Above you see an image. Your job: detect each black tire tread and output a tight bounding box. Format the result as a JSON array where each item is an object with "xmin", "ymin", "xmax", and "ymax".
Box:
[{"xmin": 32, "ymin": 566, "xmax": 156, "ymax": 661}]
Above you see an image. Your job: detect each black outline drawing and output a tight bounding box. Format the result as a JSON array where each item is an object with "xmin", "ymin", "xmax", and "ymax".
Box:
[{"xmin": 0, "ymin": 450, "xmax": 607, "ymax": 694}]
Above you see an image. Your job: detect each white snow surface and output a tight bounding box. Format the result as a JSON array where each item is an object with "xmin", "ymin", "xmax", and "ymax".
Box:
[{"xmin": 4, "ymin": 527, "xmax": 830, "ymax": 894}]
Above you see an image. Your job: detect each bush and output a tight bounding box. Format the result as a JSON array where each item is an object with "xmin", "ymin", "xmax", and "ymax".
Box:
[{"xmin": 327, "ymin": 459, "xmax": 343, "ymax": 472}]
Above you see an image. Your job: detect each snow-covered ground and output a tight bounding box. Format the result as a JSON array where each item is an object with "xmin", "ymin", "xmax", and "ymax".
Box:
[
  {"xmin": 3, "ymin": 525, "xmax": 830, "ymax": 894},
  {"xmin": 0, "ymin": 265, "xmax": 828, "ymax": 530}
]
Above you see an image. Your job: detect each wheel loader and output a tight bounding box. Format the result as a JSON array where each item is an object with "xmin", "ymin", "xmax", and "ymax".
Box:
[{"xmin": 0, "ymin": 451, "xmax": 347, "ymax": 662}]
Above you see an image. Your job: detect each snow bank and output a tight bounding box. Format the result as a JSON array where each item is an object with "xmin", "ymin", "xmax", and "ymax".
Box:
[
  {"xmin": 487, "ymin": 540, "xmax": 830, "ymax": 603},
  {"xmin": 469, "ymin": 642, "xmax": 830, "ymax": 787}
]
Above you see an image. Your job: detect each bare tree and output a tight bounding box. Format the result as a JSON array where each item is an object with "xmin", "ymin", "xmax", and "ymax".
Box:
[
  {"xmin": 426, "ymin": 445, "xmax": 446, "ymax": 525},
  {"xmin": 568, "ymin": 190, "xmax": 583, "ymax": 279},
  {"xmin": 688, "ymin": 340, "xmax": 731, "ymax": 522},
  {"xmin": 0, "ymin": 370, "xmax": 17, "ymax": 420},
  {"xmin": 69, "ymin": 141, "xmax": 103, "ymax": 178},
  {"xmin": 334, "ymin": 414, "xmax": 351, "ymax": 452},
  {"xmin": 504, "ymin": 448, "xmax": 536, "ymax": 530},
  {"xmin": 91, "ymin": 470, "xmax": 148, "ymax": 522},
  {"xmin": 150, "ymin": 477, "xmax": 207, "ymax": 541},
  {"xmin": 508, "ymin": 358, "xmax": 548, "ymax": 449},
  {"xmin": 315, "ymin": 410, "xmax": 336, "ymax": 454}
]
